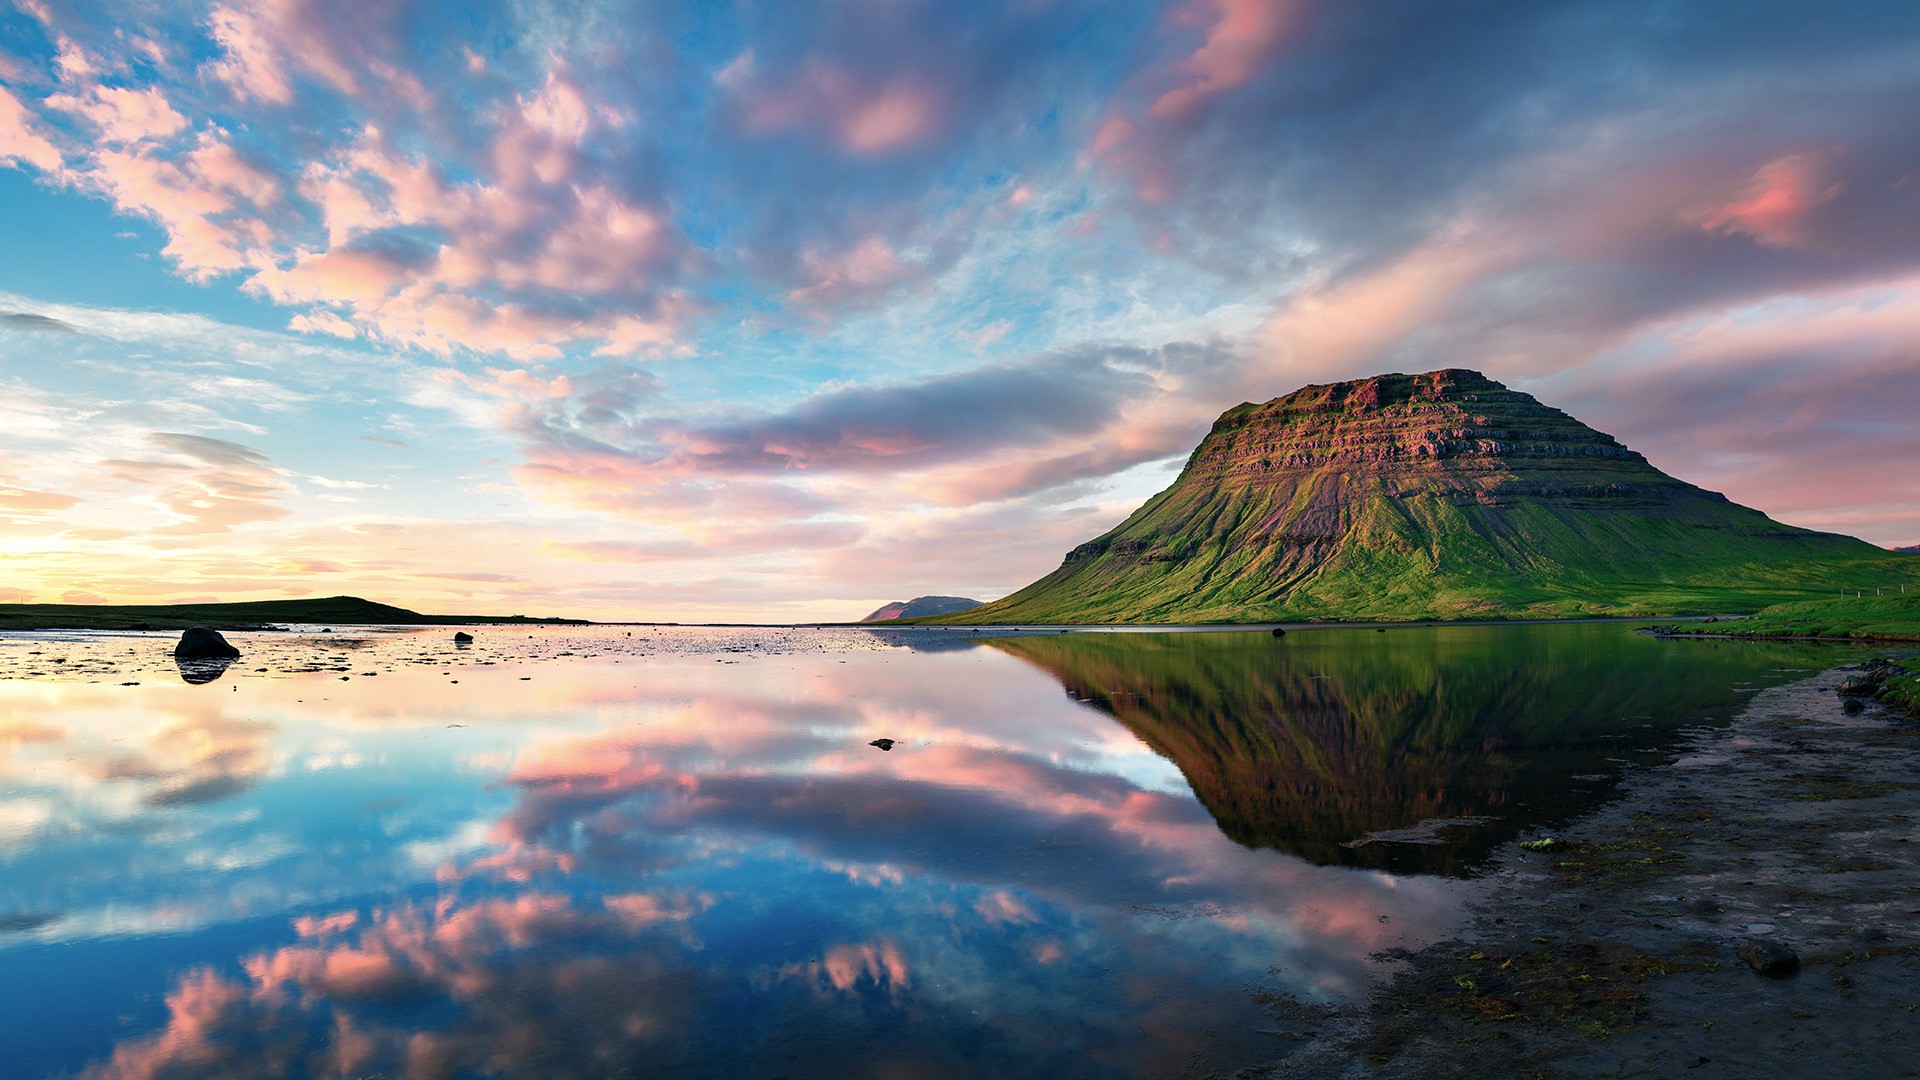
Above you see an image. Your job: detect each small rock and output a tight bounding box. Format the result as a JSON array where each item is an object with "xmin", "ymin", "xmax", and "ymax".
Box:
[
  {"xmin": 1271, "ymin": 628, "xmax": 1286, "ymax": 638},
  {"xmin": 1841, "ymin": 698, "xmax": 1865, "ymax": 714},
  {"xmin": 173, "ymin": 626, "xmax": 240, "ymax": 659},
  {"xmin": 869, "ymin": 738, "xmax": 896, "ymax": 751},
  {"xmin": 1836, "ymin": 674, "xmax": 1879, "ymax": 697},
  {"xmin": 1736, "ymin": 938, "xmax": 1800, "ymax": 977},
  {"xmin": 453, "ymin": 632, "xmax": 474, "ymax": 644}
]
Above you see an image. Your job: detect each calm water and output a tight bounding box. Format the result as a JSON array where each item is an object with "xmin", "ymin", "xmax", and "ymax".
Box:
[{"xmin": 0, "ymin": 623, "xmax": 1854, "ymax": 1078}]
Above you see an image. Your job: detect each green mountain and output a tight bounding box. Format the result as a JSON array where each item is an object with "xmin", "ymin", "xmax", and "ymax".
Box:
[
  {"xmin": 860, "ymin": 595, "xmax": 985, "ymax": 622},
  {"xmin": 939, "ymin": 369, "xmax": 1914, "ymax": 624},
  {"xmin": 0, "ymin": 595, "xmax": 586, "ymax": 631}
]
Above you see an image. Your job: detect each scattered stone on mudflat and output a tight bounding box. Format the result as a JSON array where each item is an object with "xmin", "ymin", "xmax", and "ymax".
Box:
[
  {"xmin": 1735, "ymin": 938, "xmax": 1800, "ymax": 977},
  {"xmin": 869, "ymin": 738, "xmax": 896, "ymax": 751},
  {"xmin": 453, "ymin": 631, "xmax": 474, "ymax": 643},
  {"xmin": 173, "ymin": 626, "xmax": 240, "ymax": 659},
  {"xmin": 1836, "ymin": 674, "xmax": 1879, "ymax": 697}
]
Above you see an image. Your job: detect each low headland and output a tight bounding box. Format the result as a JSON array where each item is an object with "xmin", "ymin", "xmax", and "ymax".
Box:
[{"xmin": 0, "ymin": 594, "xmax": 588, "ymax": 632}]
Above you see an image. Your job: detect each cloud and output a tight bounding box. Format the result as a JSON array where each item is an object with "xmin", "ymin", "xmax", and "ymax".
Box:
[
  {"xmin": 44, "ymin": 84, "xmax": 189, "ymax": 144},
  {"xmin": 0, "ymin": 86, "xmax": 62, "ymax": 171},
  {"xmin": 99, "ymin": 433, "xmax": 291, "ymax": 534},
  {"xmin": 0, "ymin": 311, "xmax": 80, "ymax": 334}
]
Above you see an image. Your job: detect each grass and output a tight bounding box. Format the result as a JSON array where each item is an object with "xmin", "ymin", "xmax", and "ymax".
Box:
[
  {"xmin": 0, "ymin": 595, "xmax": 588, "ymax": 631},
  {"xmin": 1885, "ymin": 670, "xmax": 1920, "ymax": 713},
  {"xmin": 1676, "ymin": 591, "xmax": 1920, "ymax": 642}
]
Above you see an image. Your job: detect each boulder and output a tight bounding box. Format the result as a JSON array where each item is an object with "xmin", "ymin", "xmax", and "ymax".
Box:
[
  {"xmin": 173, "ymin": 626, "xmax": 240, "ymax": 660},
  {"xmin": 1836, "ymin": 674, "xmax": 1879, "ymax": 697},
  {"xmin": 1736, "ymin": 938, "xmax": 1800, "ymax": 977},
  {"xmin": 453, "ymin": 631, "xmax": 475, "ymax": 643},
  {"xmin": 1271, "ymin": 628, "xmax": 1286, "ymax": 638}
]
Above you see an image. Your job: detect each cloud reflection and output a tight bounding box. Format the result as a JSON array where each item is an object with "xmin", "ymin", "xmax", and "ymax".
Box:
[{"xmin": 0, "ymin": 629, "xmax": 1566, "ymax": 1078}]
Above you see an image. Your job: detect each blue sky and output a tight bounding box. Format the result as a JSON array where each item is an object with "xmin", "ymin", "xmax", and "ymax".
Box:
[{"xmin": 2, "ymin": 0, "xmax": 1917, "ymax": 619}]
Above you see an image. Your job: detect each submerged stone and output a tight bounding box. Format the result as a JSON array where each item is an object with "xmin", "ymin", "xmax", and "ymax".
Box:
[{"xmin": 1736, "ymin": 938, "xmax": 1800, "ymax": 977}]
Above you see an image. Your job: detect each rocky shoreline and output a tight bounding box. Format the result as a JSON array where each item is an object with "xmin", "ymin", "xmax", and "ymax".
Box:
[{"xmin": 1268, "ymin": 655, "xmax": 1920, "ymax": 1079}]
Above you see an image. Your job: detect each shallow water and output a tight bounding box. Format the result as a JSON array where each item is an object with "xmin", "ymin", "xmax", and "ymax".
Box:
[{"xmin": 0, "ymin": 623, "xmax": 1856, "ymax": 1078}]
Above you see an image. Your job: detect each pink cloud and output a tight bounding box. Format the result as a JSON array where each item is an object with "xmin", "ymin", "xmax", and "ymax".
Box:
[
  {"xmin": 45, "ymin": 85, "xmax": 188, "ymax": 144},
  {"xmin": 202, "ymin": 0, "xmax": 429, "ymax": 109},
  {"xmin": 0, "ymin": 87, "xmax": 63, "ymax": 171},
  {"xmin": 734, "ymin": 62, "xmax": 944, "ymax": 155},
  {"xmin": 787, "ymin": 236, "xmax": 920, "ymax": 310},
  {"xmin": 1150, "ymin": 0, "xmax": 1314, "ymax": 120},
  {"xmin": 1088, "ymin": 0, "xmax": 1319, "ymax": 202},
  {"xmin": 842, "ymin": 82, "xmax": 941, "ymax": 153},
  {"xmin": 1693, "ymin": 151, "xmax": 1843, "ymax": 249}
]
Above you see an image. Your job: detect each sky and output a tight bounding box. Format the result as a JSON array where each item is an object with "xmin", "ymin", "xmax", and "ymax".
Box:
[{"xmin": 1, "ymin": 0, "xmax": 1917, "ymax": 622}]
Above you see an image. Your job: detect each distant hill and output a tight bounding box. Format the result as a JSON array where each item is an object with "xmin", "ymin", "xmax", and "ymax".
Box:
[
  {"xmin": 860, "ymin": 595, "xmax": 985, "ymax": 622},
  {"xmin": 1898, "ymin": 545, "xmax": 1920, "ymax": 554},
  {"xmin": 936, "ymin": 369, "xmax": 1914, "ymax": 624},
  {"xmin": 0, "ymin": 595, "xmax": 587, "ymax": 631}
]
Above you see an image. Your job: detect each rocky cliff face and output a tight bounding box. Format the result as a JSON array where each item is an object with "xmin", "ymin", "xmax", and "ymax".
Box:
[{"xmin": 944, "ymin": 369, "xmax": 1892, "ymax": 623}]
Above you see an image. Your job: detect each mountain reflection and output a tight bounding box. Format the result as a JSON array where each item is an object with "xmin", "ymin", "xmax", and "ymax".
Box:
[{"xmin": 986, "ymin": 626, "xmax": 1840, "ymax": 874}]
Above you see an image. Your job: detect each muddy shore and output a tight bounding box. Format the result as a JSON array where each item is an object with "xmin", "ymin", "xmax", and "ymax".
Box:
[{"xmin": 1269, "ymin": 656, "xmax": 1920, "ymax": 1079}]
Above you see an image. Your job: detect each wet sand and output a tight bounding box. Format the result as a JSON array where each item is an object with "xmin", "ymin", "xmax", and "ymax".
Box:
[{"xmin": 1275, "ymin": 657, "xmax": 1920, "ymax": 1079}]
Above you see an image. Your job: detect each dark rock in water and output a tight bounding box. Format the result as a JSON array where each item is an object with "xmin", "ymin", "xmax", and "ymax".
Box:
[
  {"xmin": 1841, "ymin": 697, "xmax": 1866, "ymax": 715},
  {"xmin": 173, "ymin": 626, "xmax": 240, "ymax": 659},
  {"xmin": 453, "ymin": 631, "xmax": 474, "ymax": 643},
  {"xmin": 1271, "ymin": 628, "xmax": 1286, "ymax": 638},
  {"xmin": 869, "ymin": 738, "xmax": 896, "ymax": 751},
  {"xmin": 1736, "ymin": 938, "xmax": 1800, "ymax": 977},
  {"xmin": 1836, "ymin": 674, "xmax": 1879, "ymax": 697}
]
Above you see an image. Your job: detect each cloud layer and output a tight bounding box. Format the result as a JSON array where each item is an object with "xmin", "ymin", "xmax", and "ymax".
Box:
[{"xmin": 0, "ymin": 0, "xmax": 1916, "ymax": 617}]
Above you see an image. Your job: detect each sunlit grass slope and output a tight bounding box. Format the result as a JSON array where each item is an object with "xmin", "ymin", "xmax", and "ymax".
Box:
[{"xmin": 930, "ymin": 370, "xmax": 1914, "ymax": 625}]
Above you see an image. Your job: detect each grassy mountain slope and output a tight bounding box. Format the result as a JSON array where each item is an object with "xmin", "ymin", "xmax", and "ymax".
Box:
[
  {"xmin": 0, "ymin": 595, "xmax": 586, "ymax": 631},
  {"xmin": 938, "ymin": 370, "xmax": 1912, "ymax": 624}
]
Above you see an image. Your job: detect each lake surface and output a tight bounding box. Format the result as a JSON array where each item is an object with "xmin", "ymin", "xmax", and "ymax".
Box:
[{"xmin": 0, "ymin": 623, "xmax": 1857, "ymax": 1078}]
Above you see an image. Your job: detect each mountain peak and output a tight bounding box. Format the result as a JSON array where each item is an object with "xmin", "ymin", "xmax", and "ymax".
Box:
[{"xmin": 946, "ymin": 371, "xmax": 1889, "ymax": 624}]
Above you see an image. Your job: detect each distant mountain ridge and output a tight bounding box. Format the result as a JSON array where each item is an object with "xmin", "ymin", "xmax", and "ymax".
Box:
[
  {"xmin": 860, "ymin": 596, "xmax": 985, "ymax": 622},
  {"xmin": 0, "ymin": 595, "xmax": 586, "ymax": 631},
  {"xmin": 937, "ymin": 369, "xmax": 1912, "ymax": 624}
]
